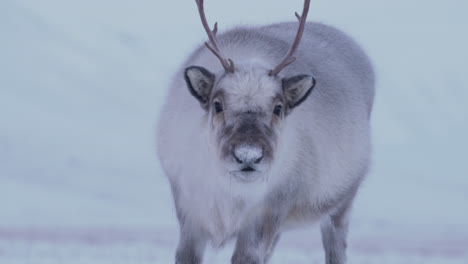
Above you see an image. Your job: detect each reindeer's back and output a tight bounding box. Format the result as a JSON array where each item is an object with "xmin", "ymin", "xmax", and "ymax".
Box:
[
  {"xmin": 262, "ymin": 22, "xmax": 374, "ymax": 117},
  {"xmin": 215, "ymin": 22, "xmax": 374, "ymax": 119},
  {"xmin": 252, "ymin": 22, "xmax": 374, "ymax": 203}
]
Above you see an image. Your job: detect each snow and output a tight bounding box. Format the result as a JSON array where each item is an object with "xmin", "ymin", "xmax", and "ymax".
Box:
[
  {"xmin": 234, "ymin": 145, "xmax": 263, "ymax": 164},
  {"xmin": 1, "ymin": 0, "xmax": 468, "ymax": 263}
]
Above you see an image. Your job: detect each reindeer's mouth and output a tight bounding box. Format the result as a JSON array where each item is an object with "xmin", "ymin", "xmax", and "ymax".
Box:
[
  {"xmin": 230, "ymin": 168, "xmax": 262, "ymax": 183},
  {"xmin": 241, "ymin": 166, "xmax": 255, "ymax": 172}
]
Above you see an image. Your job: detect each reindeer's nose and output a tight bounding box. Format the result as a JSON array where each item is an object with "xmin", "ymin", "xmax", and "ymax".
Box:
[{"xmin": 233, "ymin": 145, "xmax": 264, "ymax": 165}]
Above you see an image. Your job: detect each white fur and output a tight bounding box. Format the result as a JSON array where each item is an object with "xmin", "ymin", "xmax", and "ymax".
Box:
[{"xmin": 157, "ymin": 21, "xmax": 374, "ymax": 262}]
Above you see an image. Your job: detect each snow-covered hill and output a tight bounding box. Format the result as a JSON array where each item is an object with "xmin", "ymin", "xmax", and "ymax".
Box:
[{"xmin": 1, "ymin": 0, "xmax": 467, "ymax": 262}]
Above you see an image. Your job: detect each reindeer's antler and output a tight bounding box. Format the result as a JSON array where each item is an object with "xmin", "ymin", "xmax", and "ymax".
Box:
[
  {"xmin": 269, "ymin": 0, "xmax": 311, "ymax": 76},
  {"xmin": 195, "ymin": 0, "xmax": 235, "ymax": 73}
]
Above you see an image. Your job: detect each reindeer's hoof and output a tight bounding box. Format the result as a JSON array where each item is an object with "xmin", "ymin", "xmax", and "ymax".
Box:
[{"xmin": 231, "ymin": 254, "xmax": 261, "ymax": 264}]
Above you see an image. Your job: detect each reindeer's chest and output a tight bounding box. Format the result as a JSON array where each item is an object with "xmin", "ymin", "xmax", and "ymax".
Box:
[
  {"xmin": 177, "ymin": 173, "xmax": 266, "ymax": 247},
  {"xmin": 206, "ymin": 194, "xmax": 247, "ymax": 247}
]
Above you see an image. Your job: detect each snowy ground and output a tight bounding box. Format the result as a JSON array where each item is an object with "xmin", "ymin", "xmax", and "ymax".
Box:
[
  {"xmin": 1, "ymin": 0, "xmax": 468, "ymax": 263},
  {"xmin": 1, "ymin": 228, "xmax": 467, "ymax": 264}
]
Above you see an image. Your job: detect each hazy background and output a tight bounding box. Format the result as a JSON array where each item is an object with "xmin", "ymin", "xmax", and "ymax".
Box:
[{"xmin": 1, "ymin": 0, "xmax": 467, "ymax": 263}]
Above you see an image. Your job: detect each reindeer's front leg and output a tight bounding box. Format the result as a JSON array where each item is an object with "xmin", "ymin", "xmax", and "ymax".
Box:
[
  {"xmin": 320, "ymin": 198, "xmax": 354, "ymax": 264},
  {"xmin": 175, "ymin": 222, "xmax": 207, "ymax": 264},
  {"xmin": 231, "ymin": 213, "xmax": 283, "ymax": 264},
  {"xmin": 231, "ymin": 190, "xmax": 293, "ymax": 264},
  {"xmin": 170, "ymin": 180, "xmax": 207, "ymax": 264}
]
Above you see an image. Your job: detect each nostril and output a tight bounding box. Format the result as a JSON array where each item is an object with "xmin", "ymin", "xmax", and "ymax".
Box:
[
  {"xmin": 254, "ymin": 155, "xmax": 263, "ymax": 164},
  {"xmin": 234, "ymin": 155, "xmax": 243, "ymax": 164}
]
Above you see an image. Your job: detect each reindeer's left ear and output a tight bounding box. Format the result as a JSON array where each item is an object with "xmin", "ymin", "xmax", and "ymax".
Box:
[
  {"xmin": 282, "ymin": 74, "xmax": 316, "ymax": 109},
  {"xmin": 184, "ymin": 66, "xmax": 216, "ymax": 107}
]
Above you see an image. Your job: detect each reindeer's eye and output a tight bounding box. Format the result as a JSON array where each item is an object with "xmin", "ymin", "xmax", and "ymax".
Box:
[
  {"xmin": 273, "ymin": 105, "xmax": 282, "ymax": 116},
  {"xmin": 214, "ymin": 102, "xmax": 223, "ymax": 113}
]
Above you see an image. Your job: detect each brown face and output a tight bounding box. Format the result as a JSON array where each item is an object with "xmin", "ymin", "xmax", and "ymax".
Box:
[
  {"xmin": 184, "ymin": 66, "xmax": 316, "ymax": 182},
  {"xmin": 210, "ymin": 89, "xmax": 282, "ymax": 182}
]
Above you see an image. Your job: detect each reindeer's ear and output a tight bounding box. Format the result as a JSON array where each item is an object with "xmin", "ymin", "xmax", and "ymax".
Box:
[
  {"xmin": 185, "ymin": 66, "xmax": 215, "ymax": 107},
  {"xmin": 282, "ymin": 74, "xmax": 316, "ymax": 109}
]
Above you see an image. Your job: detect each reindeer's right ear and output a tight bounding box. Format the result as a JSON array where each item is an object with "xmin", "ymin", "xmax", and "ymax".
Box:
[
  {"xmin": 282, "ymin": 74, "xmax": 316, "ymax": 109},
  {"xmin": 184, "ymin": 66, "xmax": 215, "ymax": 107}
]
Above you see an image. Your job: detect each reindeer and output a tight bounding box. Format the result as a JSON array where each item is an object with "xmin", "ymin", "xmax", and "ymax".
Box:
[{"xmin": 157, "ymin": 0, "xmax": 375, "ymax": 263}]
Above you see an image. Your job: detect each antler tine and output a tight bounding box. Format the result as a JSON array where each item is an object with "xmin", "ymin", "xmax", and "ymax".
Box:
[
  {"xmin": 295, "ymin": 12, "xmax": 301, "ymax": 21},
  {"xmin": 212, "ymin": 22, "xmax": 218, "ymax": 36},
  {"xmin": 270, "ymin": 0, "xmax": 311, "ymax": 76},
  {"xmin": 195, "ymin": 0, "xmax": 234, "ymax": 73}
]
